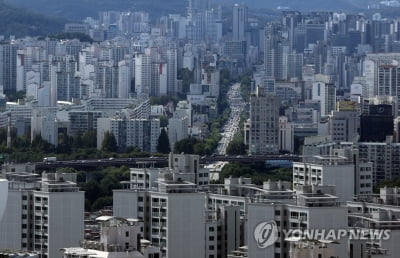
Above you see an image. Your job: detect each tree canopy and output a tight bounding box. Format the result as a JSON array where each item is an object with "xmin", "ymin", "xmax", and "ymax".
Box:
[
  {"xmin": 157, "ymin": 128, "xmax": 171, "ymax": 154},
  {"xmin": 101, "ymin": 131, "xmax": 118, "ymax": 153}
]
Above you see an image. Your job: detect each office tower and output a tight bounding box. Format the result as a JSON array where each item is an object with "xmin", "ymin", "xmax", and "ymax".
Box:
[
  {"xmin": 248, "ymin": 87, "xmax": 280, "ymax": 155},
  {"xmin": 329, "ymin": 106, "xmax": 359, "ymax": 143},
  {"xmin": 0, "ymin": 172, "xmax": 84, "ymax": 258},
  {"xmin": 312, "ymin": 81, "xmax": 337, "ymax": 117},
  {"xmin": 0, "ymin": 43, "xmax": 18, "ymax": 94},
  {"xmin": 232, "ymin": 4, "xmax": 248, "ymax": 41},
  {"xmin": 264, "ymin": 23, "xmax": 287, "ymax": 80},
  {"xmin": 360, "ymin": 104, "xmax": 394, "ymax": 142}
]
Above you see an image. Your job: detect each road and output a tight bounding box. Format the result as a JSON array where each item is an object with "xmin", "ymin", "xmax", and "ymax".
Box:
[
  {"xmin": 34, "ymin": 155, "xmax": 300, "ymax": 170},
  {"xmin": 217, "ymin": 82, "xmax": 246, "ymax": 155}
]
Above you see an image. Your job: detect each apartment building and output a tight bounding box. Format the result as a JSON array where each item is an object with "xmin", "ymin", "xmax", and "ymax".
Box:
[
  {"xmin": 347, "ymin": 187, "xmax": 400, "ymax": 258},
  {"xmin": 246, "ymin": 185, "xmax": 348, "ymax": 258},
  {"xmin": 0, "ymin": 172, "xmax": 84, "ymax": 258}
]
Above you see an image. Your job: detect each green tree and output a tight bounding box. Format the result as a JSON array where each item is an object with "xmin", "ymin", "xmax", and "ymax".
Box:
[
  {"xmin": 31, "ymin": 134, "xmax": 54, "ymax": 153},
  {"xmin": 101, "ymin": 131, "xmax": 118, "ymax": 153},
  {"xmin": 226, "ymin": 139, "xmax": 246, "ymax": 155},
  {"xmin": 159, "ymin": 116, "xmax": 169, "ymax": 127},
  {"xmin": 91, "ymin": 196, "xmax": 113, "ymax": 211},
  {"xmin": 57, "ymin": 132, "xmax": 72, "ymax": 153},
  {"xmin": 157, "ymin": 128, "xmax": 171, "ymax": 154},
  {"xmin": 81, "ymin": 130, "xmax": 97, "ymax": 148},
  {"xmin": 174, "ymin": 137, "xmax": 198, "ymax": 154},
  {"xmin": 100, "ymin": 174, "xmax": 121, "ymax": 196},
  {"xmin": 80, "ymin": 180, "xmax": 102, "ymax": 204}
]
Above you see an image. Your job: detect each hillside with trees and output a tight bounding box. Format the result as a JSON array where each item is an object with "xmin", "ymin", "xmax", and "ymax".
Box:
[{"xmin": 0, "ymin": 0, "xmax": 65, "ymax": 37}]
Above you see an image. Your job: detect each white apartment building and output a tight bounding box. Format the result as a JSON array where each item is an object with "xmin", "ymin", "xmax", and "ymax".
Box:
[
  {"xmin": 128, "ymin": 154, "xmax": 209, "ymax": 190},
  {"xmin": 0, "ymin": 172, "xmax": 84, "ymax": 258},
  {"xmin": 347, "ymin": 187, "xmax": 400, "ymax": 258},
  {"xmin": 114, "ymin": 176, "xmax": 206, "ymax": 258},
  {"xmin": 293, "ymin": 157, "xmax": 357, "ymax": 202},
  {"xmin": 247, "ymin": 185, "xmax": 348, "ymax": 258}
]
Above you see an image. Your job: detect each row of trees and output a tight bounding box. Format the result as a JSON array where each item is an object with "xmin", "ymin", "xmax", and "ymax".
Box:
[
  {"xmin": 58, "ymin": 166, "xmax": 130, "ymax": 211},
  {"xmin": 218, "ymin": 163, "xmax": 293, "ymax": 185},
  {"xmin": 0, "ymin": 127, "xmax": 152, "ymax": 163}
]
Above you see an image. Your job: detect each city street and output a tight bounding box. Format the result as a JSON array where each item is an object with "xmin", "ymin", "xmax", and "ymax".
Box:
[{"xmin": 217, "ymin": 82, "xmax": 246, "ymax": 155}]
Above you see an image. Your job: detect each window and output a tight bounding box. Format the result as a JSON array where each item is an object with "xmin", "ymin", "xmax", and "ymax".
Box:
[
  {"xmin": 126, "ymin": 231, "xmax": 129, "ymax": 237},
  {"xmin": 209, "ymin": 245, "xmax": 214, "ymax": 250}
]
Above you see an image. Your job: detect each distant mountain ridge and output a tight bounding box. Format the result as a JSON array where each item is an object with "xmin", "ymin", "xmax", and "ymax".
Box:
[
  {"xmin": 5, "ymin": 0, "xmax": 185, "ymax": 20},
  {"xmin": 224, "ymin": 0, "xmax": 371, "ymax": 10},
  {"xmin": 5, "ymin": 0, "xmax": 375, "ymax": 20},
  {"xmin": 0, "ymin": 0, "xmax": 65, "ymax": 37}
]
